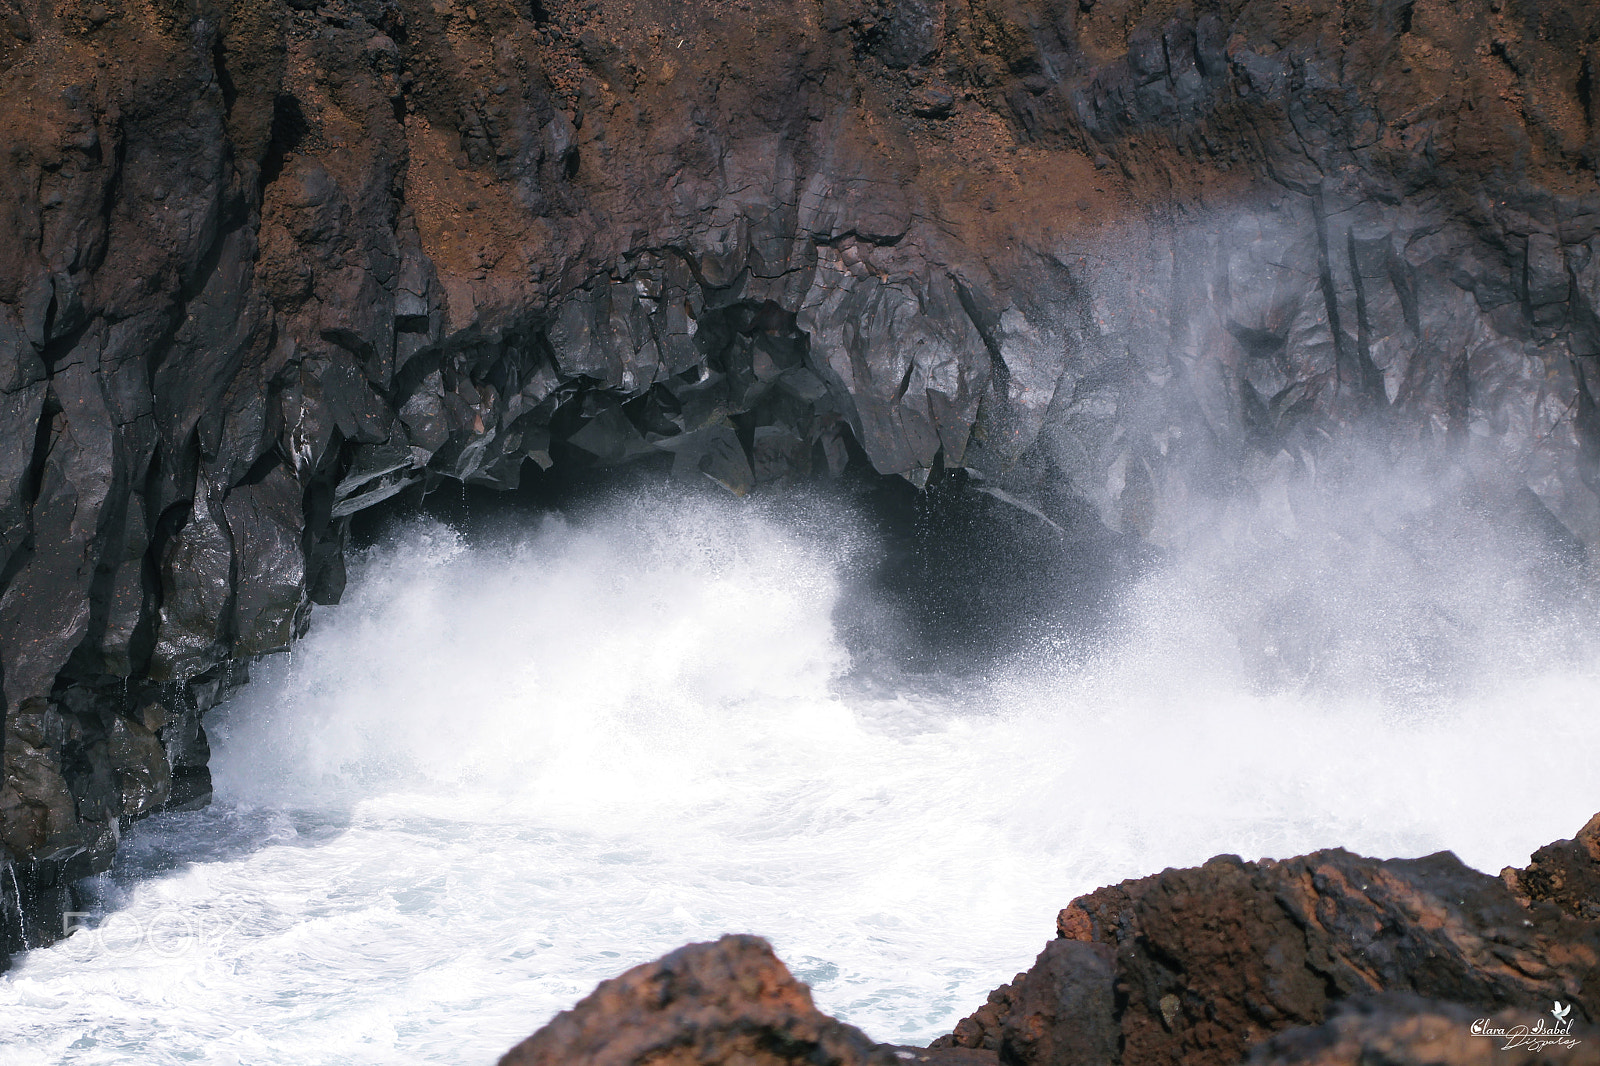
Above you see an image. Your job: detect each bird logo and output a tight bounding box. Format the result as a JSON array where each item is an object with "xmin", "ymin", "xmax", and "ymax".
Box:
[{"xmin": 1552, "ymin": 1002, "xmax": 1573, "ymax": 1028}]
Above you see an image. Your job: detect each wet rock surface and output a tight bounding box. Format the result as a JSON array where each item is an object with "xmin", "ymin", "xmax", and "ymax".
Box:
[
  {"xmin": 1, "ymin": 0, "xmax": 1600, "ymax": 959},
  {"xmin": 500, "ymin": 817, "xmax": 1600, "ymax": 1066}
]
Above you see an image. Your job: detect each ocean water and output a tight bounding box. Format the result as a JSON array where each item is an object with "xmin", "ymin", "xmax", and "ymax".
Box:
[{"xmin": 1, "ymin": 486, "xmax": 1597, "ymax": 1064}]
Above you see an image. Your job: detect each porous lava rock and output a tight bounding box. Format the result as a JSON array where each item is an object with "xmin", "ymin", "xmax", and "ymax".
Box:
[
  {"xmin": 496, "ymin": 934, "xmax": 901, "ymax": 1066},
  {"xmin": 4, "ymin": 0, "xmax": 1600, "ymax": 959},
  {"xmin": 935, "ymin": 817, "xmax": 1600, "ymax": 1066},
  {"xmin": 1505, "ymin": 812, "xmax": 1600, "ymax": 924}
]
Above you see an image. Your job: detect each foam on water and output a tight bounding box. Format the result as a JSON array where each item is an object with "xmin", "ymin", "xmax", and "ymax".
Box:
[{"xmin": 2, "ymin": 487, "xmax": 1597, "ymax": 1065}]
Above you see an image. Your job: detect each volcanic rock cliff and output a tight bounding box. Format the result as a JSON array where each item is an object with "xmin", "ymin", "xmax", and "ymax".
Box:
[{"xmin": 2, "ymin": 0, "xmax": 1599, "ymax": 957}]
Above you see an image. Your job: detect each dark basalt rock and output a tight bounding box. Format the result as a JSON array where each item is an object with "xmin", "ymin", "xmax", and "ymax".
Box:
[{"xmin": 3, "ymin": 0, "xmax": 1600, "ymax": 961}]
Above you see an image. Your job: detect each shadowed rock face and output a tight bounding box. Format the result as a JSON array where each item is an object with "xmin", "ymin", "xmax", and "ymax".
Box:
[
  {"xmin": 2, "ymin": 0, "xmax": 1600, "ymax": 958},
  {"xmin": 1245, "ymin": 994, "xmax": 1595, "ymax": 1066},
  {"xmin": 501, "ymin": 817, "xmax": 1600, "ymax": 1066}
]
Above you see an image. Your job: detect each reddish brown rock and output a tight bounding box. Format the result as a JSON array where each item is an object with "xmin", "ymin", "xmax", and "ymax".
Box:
[
  {"xmin": 505, "ymin": 819, "xmax": 1600, "ymax": 1066},
  {"xmin": 938, "ymin": 821, "xmax": 1600, "ymax": 1066},
  {"xmin": 1505, "ymin": 814, "xmax": 1600, "ymax": 923},
  {"xmin": 936, "ymin": 939, "xmax": 1117, "ymax": 1066},
  {"xmin": 498, "ymin": 935, "xmax": 898, "ymax": 1066}
]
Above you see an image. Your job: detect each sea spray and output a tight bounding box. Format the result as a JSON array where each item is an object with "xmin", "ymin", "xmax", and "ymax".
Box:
[{"xmin": 0, "ymin": 487, "xmax": 1595, "ymax": 1065}]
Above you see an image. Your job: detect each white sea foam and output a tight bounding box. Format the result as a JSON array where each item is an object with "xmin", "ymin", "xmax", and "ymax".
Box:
[{"xmin": 1, "ymin": 487, "xmax": 1596, "ymax": 1065}]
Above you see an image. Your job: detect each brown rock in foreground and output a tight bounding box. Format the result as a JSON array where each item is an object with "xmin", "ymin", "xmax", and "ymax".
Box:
[
  {"xmin": 497, "ymin": 934, "xmax": 898, "ymax": 1066},
  {"xmin": 504, "ymin": 816, "xmax": 1600, "ymax": 1066},
  {"xmin": 938, "ymin": 821, "xmax": 1600, "ymax": 1066},
  {"xmin": 1505, "ymin": 813, "xmax": 1600, "ymax": 923}
]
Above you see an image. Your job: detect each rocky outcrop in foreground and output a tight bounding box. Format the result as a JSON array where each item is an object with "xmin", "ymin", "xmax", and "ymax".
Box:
[
  {"xmin": 503, "ymin": 814, "xmax": 1600, "ymax": 1066},
  {"xmin": 1505, "ymin": 813, "xmax": 1600, "ymax": 926},
  {"xmin": 497, "ymin": 935, "xmax": 903, "ymax": 1066},
  {"xmin": 938, "ymin": 843, "xmax": 1600, "ymax": 1065}
]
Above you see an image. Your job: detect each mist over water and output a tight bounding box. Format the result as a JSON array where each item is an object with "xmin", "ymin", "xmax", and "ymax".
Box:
[{"xmin": 3, "ymin": 473, "xmax": 1598, "ymax": 1065}]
